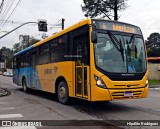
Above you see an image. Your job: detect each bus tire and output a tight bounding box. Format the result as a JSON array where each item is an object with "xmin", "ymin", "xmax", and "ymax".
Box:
[
  {"xmin": 57, "ymin": 81, "xmax": 69, "ymax": 104},
  {"xmin": 22, "ymin": 78, "xmax": 29, "ymax": 93}
]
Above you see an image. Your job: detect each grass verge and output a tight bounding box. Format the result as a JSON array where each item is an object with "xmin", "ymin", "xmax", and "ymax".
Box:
[{"xmin": 149, "ymin": 80, "xmax": 160, "ymax": 85}]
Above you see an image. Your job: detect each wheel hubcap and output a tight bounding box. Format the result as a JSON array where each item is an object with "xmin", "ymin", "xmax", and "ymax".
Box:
[{"xmin": 59, "ymin": 87, "xmax": 66, "ymax": 99}]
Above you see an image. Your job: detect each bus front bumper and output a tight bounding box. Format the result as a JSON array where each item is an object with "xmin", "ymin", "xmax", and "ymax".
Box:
[
  {"xmin": 109, "ymin": 86, "xmax": 148, "ymax": 100},
  {"xmin": 91, "ymin": 85, "xmax": 148, "ymax": 101}
]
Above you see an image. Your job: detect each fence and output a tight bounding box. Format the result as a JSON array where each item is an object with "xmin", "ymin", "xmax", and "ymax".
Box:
[{"xmin": 148, "ymin": 63, "xmax": 160, "ymax": 80}]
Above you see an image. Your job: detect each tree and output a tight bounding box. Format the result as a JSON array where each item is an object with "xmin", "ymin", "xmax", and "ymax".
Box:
[
  {"xmin": 146, "ymin": 32, "xmax": 160, "ymax": 57},
  {"xmin": 13, "ymin": 43, "xmax": 21, "ymax": 54},
  {"xmin": 19, "ymin": 35, "xmax": 30, "ymax": 49},
  {"xmin": 29, "ymin": 37, "xmax": 40, "ymax": 45},
  {"xmin": 13, "ymin": 37, "xmax": 40, "ymax": 54},
  {"xmin": 81, "ymin": 0, "xmax": 128, "ymax": 20},
  {"xmin": 0, "ymin": 47, "xmax": 13, "ymax": 69},
  {"xmin": 146, "ymin": 33, "xmax": 160, "ymax": 49},
  {"xmin": 0, "ymin": 50, "xmax": 3, "ymax": 61}
]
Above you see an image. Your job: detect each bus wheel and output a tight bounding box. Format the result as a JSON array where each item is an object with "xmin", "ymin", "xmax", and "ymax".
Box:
[
  {"xmin": 57, "ymin": 81, "xmax": 69, "ymax": 104},
  {"xmin": 22, "ymin": 79, "xmax": 29, "ymax": 93}
]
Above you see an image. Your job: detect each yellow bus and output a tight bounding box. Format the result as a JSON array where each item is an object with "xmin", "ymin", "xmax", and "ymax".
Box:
[{"xmin": 13, "ymin": 19, "xmax": 148, "ymax": 104}]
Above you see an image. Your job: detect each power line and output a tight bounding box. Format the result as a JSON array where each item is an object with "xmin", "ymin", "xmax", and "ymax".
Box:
[
  {"xmin": 0, "ymin": 19, "xmax": 63, "ymax": 27},
  {"xmin": 0, "ymin": 0, "xmax": 21, "ymax": 31},
  {"xmin": 0, "ymin": 0, "xmax": 15, "ymax": 27},
  {"xmin": 0, "ymin": 19, "xmax": 24, "ymax": 24},
  {"xmin": 0, "ymin": 0, "xmax": 5, "ymax": 14},
  {"xmin": 0, "ymin": 0, "xmax": 20, "ymax": 30}
]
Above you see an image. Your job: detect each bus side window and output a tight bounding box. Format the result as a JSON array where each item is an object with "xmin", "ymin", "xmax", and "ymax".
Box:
[
  {"xmin": 21, "ymin": 53, "xmax": 24, "ymax": 67},
  {"xmin": 22, "ymin": 52, "xmax": 30, "ymax": 67},
  {"xmin": 50, "ymin": 39, "xmax": 58, "ymax": 62},
  {"xmin": 50, "ymin": 35, "xmax": 67, "ymax": 62},
  {"xmin": 13, "ymin": 57, "xmax": 17, "ymax": 69},
  {"xmin": 38, "ymin": 43, "xmax": 50, "ymax": 64},
  {"xmin": 17, "ymin": 56, "xmax": 21, "ymax": 68},
  {"xmin": 83, "ymin": 32, "xmax": 90, "ymax": 66}
]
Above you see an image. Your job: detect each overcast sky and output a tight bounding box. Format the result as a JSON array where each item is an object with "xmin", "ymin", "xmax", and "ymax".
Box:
[{"xmin": 0, "ymin": 0, "xmax": 160, "ymax": 48}]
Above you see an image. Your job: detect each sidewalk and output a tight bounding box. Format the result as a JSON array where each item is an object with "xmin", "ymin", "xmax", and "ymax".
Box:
[
  {"xmin": 149, "ymin": 84, "xmax": 160, "ymax": 88},
  {"xmin": 0, "ymin": 88, "xmax": 8, "ymax": 97}
]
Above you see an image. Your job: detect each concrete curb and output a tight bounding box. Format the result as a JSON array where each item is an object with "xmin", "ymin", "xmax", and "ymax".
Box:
[{"xmin": 149, "ymin": 85, "xmax": 160, "ymax": 88}]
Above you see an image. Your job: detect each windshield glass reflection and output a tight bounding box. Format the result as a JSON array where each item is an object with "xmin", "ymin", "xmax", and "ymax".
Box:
[{"xmin": 94, "ymin": 33, "xmax": 146, "ymax": 73}]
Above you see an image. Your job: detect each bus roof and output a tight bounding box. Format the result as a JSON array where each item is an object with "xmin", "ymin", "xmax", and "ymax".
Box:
[
  {"xmin": 14, "ymin": 18, "xmax": 141, "ymax": 56},
  {"xmin": 92, "ymin": 19, "xmax": 142, "ymax": 35},
  {"xmin": 14, "ymin": 18, "xmax": 92, "ymax": 56},
  {"xmin": 92, "ymin": 19, "xmax": 140, "ymax": 28}
]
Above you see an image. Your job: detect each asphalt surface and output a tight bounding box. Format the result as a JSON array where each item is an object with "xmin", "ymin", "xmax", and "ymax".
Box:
[
  {"xmin": 1, "ymin": 75, "xmax": 160, "ymax": 129},
  {"xmin": 0, "ymin": 75, "xmax": 122, "ymax": 129},
  {"xmin": 0, "ymin": 87, "xmax": 8, "ymax": 97}
]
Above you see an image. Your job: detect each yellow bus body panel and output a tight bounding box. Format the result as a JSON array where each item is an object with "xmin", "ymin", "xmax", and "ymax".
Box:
[{"xmin": 37, "ymin": 61, "xmax": 75, "ymax": 96}]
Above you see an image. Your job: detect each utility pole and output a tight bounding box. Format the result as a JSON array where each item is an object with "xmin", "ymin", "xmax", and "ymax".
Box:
[
  {"xmin": 62, "ymin": 18, "xmax": 65, "ymax": 30},
  {"xmin": 114, "ymin": 0, "xmax": 118, "ymax": 20}
]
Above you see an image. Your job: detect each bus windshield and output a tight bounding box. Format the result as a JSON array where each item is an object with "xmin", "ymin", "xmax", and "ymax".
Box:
[{"xmin": 94, "ymin": 32, "xmax": 146, "ymax": 73}]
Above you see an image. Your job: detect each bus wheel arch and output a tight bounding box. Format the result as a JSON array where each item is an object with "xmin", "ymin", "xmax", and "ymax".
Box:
[{"xmin": 55, "ymin": 76, "xmax": 69, "ymax": 104}]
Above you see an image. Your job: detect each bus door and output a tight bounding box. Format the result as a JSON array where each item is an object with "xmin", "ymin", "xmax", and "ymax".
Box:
[
  {"xmin": 31, "ymin": 52, "xmax": 37, "ymax": 88},
  {"xmin": 74, "ymin": 33, "xmax": 90, "ymax": 99}
]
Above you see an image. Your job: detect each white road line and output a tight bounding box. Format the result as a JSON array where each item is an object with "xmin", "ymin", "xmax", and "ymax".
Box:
[
  {"xmin": 0, "ymin": 126, "xmax": 37, "ymax": 129},
  {"xmin": 0, "ymin": 107, "xmax": 15, "ymax": 110},
  {"xmin": 0, "ymin": 102, "xmax": 7, "ymax": 104},
  {"xmin": 0, "ymin": 114, "xmax": 23, "ymax": 119}
]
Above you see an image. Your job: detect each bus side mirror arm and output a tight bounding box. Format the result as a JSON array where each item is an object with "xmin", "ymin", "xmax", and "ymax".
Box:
[{"xmin": 92, "ymin": 31, "xmax": 97, "ymax": 43}]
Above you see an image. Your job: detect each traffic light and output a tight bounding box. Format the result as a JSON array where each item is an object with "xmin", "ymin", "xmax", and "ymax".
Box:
[{"xmin": 38, "ymin": 20, "xmax": 47, "ymax": 32}]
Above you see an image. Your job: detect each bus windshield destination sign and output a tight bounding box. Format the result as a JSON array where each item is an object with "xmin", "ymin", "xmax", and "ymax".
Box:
[{"xmin": 92, "ymin": 20, "xmax": 142, "ymax": 35}]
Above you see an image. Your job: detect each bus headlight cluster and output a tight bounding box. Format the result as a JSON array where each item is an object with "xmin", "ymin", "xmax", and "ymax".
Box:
[
  {"xmin": 94, "ymin": 74, "xmax": 107, "ymax": 89},
  {"xmin": 146, "ymin": 80, "xmax": 149, "ymax": 86}
]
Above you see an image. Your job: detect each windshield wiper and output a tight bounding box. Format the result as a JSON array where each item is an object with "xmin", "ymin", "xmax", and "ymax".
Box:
[
  {"xmin": 128, "ymin": 34, "xmax": 136, "ymax": 49},
  {"xmin": 108, "ymin": 31, "xmax": 124, "ymax": 61},
  {"xmin": 129, "ymin": 34, "xmax": 135, "ymax": 44}
]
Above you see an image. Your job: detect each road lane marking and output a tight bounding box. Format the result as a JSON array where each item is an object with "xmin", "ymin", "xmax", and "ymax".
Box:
[
  {"xmin": 0, "ymin": 126, "xmax": 37, "ymax": 129},
  {"xmin": 0, "ymin": 107, "xmax": 15, "ymax": 110},
  {"xmin": 0, "ymin": 114, "xmax": 23, "ymax": 119},
  {"xmin": 0, "ymin": 102, "xmax": 7, "ymax": 104}
]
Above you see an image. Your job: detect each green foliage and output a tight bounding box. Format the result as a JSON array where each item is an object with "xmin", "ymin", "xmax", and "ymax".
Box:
[
  {"xmin": 29, "ymin": 38, "xmax": 40, "ymax": 45},
  {"xmin": 149, "ymin": 80, "xmax": 160, "ymax": 85},
  {"xmin": 0, "ymin": 37, "xmax": 40, "ymax": 69},
  {"xmin": 13, "ymin": 43, "xmax": 20, "ymax": 54},
  {"xmin": 0, "ymin": 47, "xmax": 13, "ymax": 69},
  {"xmin": 13, "ymin": 37, "xmax": 40, "ymax": 54},
  {"xmin": 81, "ymin": 0, "xmax": 128, "ymax": 20},
  {"xmin": 146, "ymin": 32, "xmax": 160, "ymax": 57}
]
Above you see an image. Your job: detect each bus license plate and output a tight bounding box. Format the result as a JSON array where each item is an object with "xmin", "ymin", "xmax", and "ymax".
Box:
[{"xmin": 124, "ymin": 92, "xmax": 133, "ymax": 97}]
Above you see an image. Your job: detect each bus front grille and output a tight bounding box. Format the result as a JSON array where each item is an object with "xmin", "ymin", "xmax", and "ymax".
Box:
[
  {"xmin": 114, "ymin": 84, "xmax": 140, "ymax": 88},
  {"xmin": 111, "ymin": 90, "xmax": 143, "ymax": 100}
]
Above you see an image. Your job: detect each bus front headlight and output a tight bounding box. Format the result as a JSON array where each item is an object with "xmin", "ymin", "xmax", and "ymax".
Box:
[
  {"xmin": 94, "ymin": 74, "xmax": 107, "ymax": 89},
  {"xmin": 146, "ymin": 80, "xmax": 149, "ymax": 86}
]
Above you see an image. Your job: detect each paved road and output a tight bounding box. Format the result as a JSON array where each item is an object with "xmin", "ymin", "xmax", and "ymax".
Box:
[
  {"xmin": 0, "ymin": 88, "xmax": 7, "ymax": 97},
  {"xmin": 0, "ymin": 76, "xmax": 120, "ymax": 129},
  {"xmin": 0, "ymin": 75, "xmax": 160, "ymax": 129}
]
